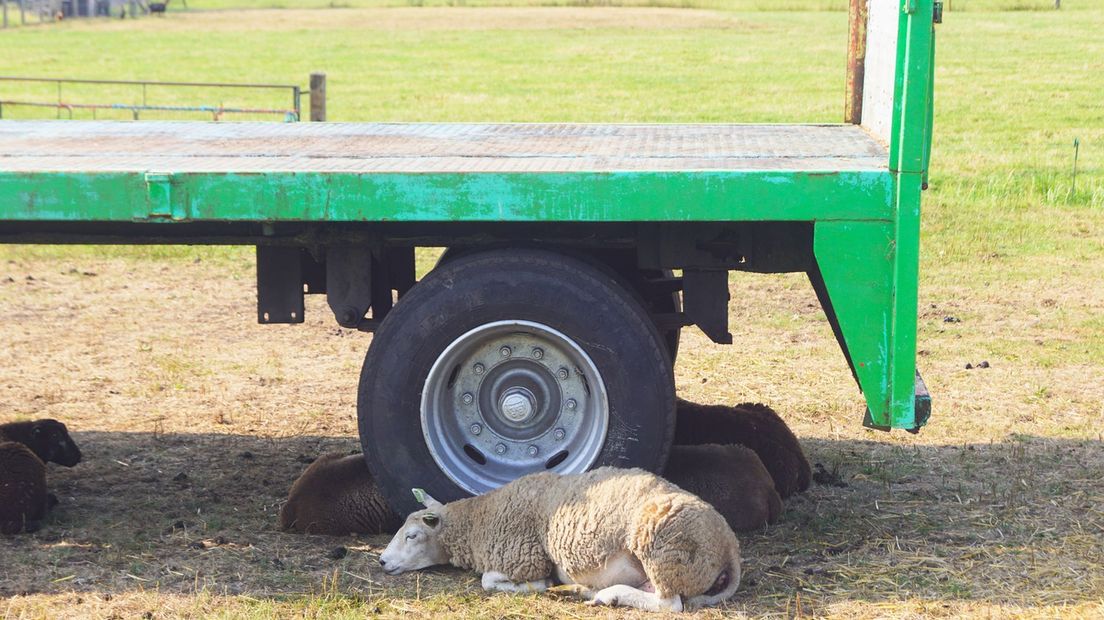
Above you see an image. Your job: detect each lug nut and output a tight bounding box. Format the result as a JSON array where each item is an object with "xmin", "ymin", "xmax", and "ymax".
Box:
[
  {"xmin": 557, "ymin": 367, "xmax": 569, "ymax": 380},
  {"xmin": 495, "ymin": 443, "xmax": 507, "ymax": 455},
  {"xmin": 500, "ymin": 346, "xmax": 512, "ymax": 358},
  {"xmin": 470, "ymin": 423, "xmax": 483, "ymax": 435},
  {"xmin": 462, "ymin": 392, "xmax": 474, "ymax": 405},
  {"xmin": 527, "ymin": 445, "xmax": 539, "ymax": 457},
  {"xmin": 473, "ymin": 363, "xmax": 485, "ymax": 375},
  {"xmin": 532, "ymin": 348, "xmax": 544, "ymax": 360},
  {"xmin": 565, "ymin": 399, "xmax": 577, "ymax": 411},
  {"xmin": 553, "ymin": 428, "xmax": 566, "ymax": 441}
]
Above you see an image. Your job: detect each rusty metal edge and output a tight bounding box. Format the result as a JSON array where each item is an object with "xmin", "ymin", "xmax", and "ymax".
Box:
[{"xmin": 845, "ymin": 0, "xmax": 869, "ymax": 125}]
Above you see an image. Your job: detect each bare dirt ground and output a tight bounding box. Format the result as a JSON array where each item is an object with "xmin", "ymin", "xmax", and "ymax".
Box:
[{"xmin": 1, "ymin": 247, "xmax": 1102, "ymax": 619}]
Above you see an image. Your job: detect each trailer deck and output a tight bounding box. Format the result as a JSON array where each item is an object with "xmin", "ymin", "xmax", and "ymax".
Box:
[
  {"xmin": 0, "ymin": 120, "xmax": 893, "ymax": 223},
  {"xmin": 1, "ymin": 121, "xmax": 887, "ymax": 173}
]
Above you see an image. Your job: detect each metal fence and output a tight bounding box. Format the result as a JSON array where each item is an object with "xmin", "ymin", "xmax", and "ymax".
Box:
[
  {"xmin": 1, "ymin": 0, "xmax": 62, "ymax": 26},
  {"xmin": 0, "ymin": 75, "xmax": 323, "ymax": 122}
]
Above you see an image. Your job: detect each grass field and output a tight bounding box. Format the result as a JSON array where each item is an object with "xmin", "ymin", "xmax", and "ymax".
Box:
[{"xmin": 1, "ymin": 1, "xmax": 1103, "ymax": 619}]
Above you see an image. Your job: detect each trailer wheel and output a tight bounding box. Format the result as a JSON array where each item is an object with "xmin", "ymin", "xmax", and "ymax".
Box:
[{"xmin": 358, "ymin": 249, "xmax": 676, "ymax": 514}]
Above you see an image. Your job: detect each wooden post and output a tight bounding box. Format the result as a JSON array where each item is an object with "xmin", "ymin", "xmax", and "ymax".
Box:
[
  {"xmin": 3, "ymin": 0, "xmax": 9, "ymax": 29},
  {"xmin": 19, "ymin": 0, "xmax": 26, "ymax": 24},
  {"xmin": 845, "ymin": 0, "xmax": 868, "ymax": 124},
  {"xmin": 310, "ymin": 72, "xmax": 326, "ymax": 122}
]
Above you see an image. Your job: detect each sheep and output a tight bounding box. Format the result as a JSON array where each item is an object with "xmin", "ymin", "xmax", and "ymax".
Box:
[
  {"xmin": 379, "ymin": 467, "xmax": 741, "ymax": 612},
  {"xmin": 279, "ymin": 452, "xmax": 401, "ymax": 535},
  {"xmin": 0, "ymin": 419, "xmax": 79, "ymax": 535},
  {"xmin": 0, "ymin": 419, "xmax": 83, "ymax": 467},
  {"xmin": 663, "ymin": 444, "xmax": 782, "ymax": 532},
  {"xmin": 0, "ymin": 442, "xmax": 52, "ymax": 535},
  {"xmin": 674, "ymin": 399, "xmax": 811, "ymax": 498}
]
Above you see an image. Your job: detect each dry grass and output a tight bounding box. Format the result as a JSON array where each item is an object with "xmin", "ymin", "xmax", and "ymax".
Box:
[{"xmin": 1, "ymin": 247, "xmax": 1102, "ymax": 619}]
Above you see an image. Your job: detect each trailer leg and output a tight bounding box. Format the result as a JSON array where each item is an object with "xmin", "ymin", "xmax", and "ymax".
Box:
[{"xmin": 811, "ymin": 220, "xmax": 925, "ymax": 431}]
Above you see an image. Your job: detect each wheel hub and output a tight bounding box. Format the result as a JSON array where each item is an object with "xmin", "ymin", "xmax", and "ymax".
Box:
[
  {"xmin": 500, "ymin": 388, "xmax": 535, "ymax": 423},
  {"xmin": 421, "ymin": 320, "xmax": 609, "ymax": 494}
]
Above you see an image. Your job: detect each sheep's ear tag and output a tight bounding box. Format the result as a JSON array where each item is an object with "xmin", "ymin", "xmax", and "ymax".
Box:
[
  {"xmin": 422, "ymin": 513, "xmax": 440, "ymax": 528},
  {"xmin": 412, "ymin": 488, "xmax": 427, "ymax": 504}
]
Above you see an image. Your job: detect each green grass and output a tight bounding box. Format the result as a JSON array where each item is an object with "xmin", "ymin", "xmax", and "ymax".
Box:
[{"xmin": 160, "ymin": 0, "xmax": 1090, "ymax": 13}]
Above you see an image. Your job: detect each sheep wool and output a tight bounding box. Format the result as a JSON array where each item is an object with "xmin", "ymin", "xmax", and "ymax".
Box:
[
  {"xmin": 674, "ymin": 399, "xmax": 811, "ymax": 498},
  {"xmin": 431, "ymin": 467, "xmax": 740, "ymax": 604},
  {"xmin": 664, "ymin": 444, "xmax": 782, "ymax": 531},
  {"xmin": 0, "ymin": 441, "xmax": 49, "ymax": 535},
  {"xmin": 279, "ymin": 453, "xmax": 402, "ymax": 535}
]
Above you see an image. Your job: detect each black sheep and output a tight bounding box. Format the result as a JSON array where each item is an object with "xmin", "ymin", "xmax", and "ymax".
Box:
[
  {"xmin": 674, "ymin": 399, "xmax": 811, "ymax": 499},
  {"xmin": 0, "ymin": 419, "xmax": 83, "ymax": 467},
  {"xmin": 0, "ymin": 419, "xmax": 80, "ymax": 535},
  {"xmin": 280, "ymin": 453, "xmax": 401, "ymax": 535},
  {"xmin": 664, "ymin": 443, "xmax": 782, "ymax": 532}
]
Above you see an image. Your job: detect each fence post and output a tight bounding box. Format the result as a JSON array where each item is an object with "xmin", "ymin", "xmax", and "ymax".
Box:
[
  {"xmin": 3, "ymin": 0, "xmax": 8, "ymax": 28},
  {"xmin": 309, "ymin": 72, "xmax": 326, "ymax": 122}
]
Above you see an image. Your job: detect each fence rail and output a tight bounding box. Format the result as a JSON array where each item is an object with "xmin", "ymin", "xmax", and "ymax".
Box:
[{"xmin": 0, "ymin": 75, "xmax": 311, "ymax": 122}]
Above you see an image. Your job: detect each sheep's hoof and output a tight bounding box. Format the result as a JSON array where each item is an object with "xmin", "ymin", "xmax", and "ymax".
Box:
[{"xmin": 547, "ymin": 584, "xmax": 590, "ymax": 599}]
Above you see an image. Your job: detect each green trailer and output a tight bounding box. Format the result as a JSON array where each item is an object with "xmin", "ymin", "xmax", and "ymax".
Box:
[{"xmin": 0, "ymin": 0, "xmax": 938, "ymax": 512}]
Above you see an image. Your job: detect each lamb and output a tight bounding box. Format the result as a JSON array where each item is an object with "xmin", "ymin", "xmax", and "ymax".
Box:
[
  {"xmin": 279, "ymin": 452, "xmax": 401, "ymax": 535},
  {"xmin": 663, "ymin": 444, "xmax": 782, "ymax": 532},
  {"xmin": 674, "ymin": 399, "xmax": 811, "ymax": 499},
  {"xmin": 379, "ymin": 467, "xmax": 741, "ymax": 612},
  {"xmin": 0, "ymin": 442, "xmax": 52, "ymax": 535},
  {"xmin": 0, "ymin": 419, "xmax": 83, "ymax": 467},
  {"xmin": 0, "ymin": 419, "xmax": 81, "ymax": 535}
]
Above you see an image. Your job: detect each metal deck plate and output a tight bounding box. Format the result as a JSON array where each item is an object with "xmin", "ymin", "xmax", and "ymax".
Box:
[{"xmin": 0, "ymin": 121, "xmax": 887, "ymax": 173}]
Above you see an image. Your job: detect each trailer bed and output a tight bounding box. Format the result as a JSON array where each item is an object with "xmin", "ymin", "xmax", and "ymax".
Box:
[
  {"xmin": 1, "ymin": 121, "xmax": 887, "ymax": 173},
  {"xmin": 0, "ymin": 120, "xmax": 894, "ymax": 224}
]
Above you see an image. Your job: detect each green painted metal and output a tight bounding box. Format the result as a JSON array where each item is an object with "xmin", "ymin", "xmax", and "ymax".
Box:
[
  {"xmin": 0, "ymin": 170, "xmax": 893, "ymax": 223},
  {"xmin": 813, "ymin": 220, "xmax": 896, "ymax": 425}
]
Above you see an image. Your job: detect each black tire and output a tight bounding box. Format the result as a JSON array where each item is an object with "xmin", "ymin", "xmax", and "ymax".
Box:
[
  {"xmin": 437, "ymin": 247, "xmax": 682, "ymax": 363},
  {"xmin": 358, "ymin": 248, "xmax": 676, "ymax": 515}
]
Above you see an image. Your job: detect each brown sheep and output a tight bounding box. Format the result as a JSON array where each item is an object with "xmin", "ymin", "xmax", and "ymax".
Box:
[
  {"xmin": 674, "ymin": 399, "xmax": 810, "ymax": 499},
  {"xmin": 663, "ymin": 444, "xmax": 782, "ymax": 532},
  {"xmin": 0, "ymin": 442, "xmax": 52, "ymax": 535},
  {"xmin": 0, "ymin": 419, "xmax": 83, "ymax": 467},
  {"xmin": 0, "ymin": 419, "xmax": 79, "ymax": 535},
  {"xmin": 280, "ymin": 453, "xmax": 401, "ymax": 535}
]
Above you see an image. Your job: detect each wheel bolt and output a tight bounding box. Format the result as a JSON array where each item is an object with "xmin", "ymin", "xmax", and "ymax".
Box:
[
  {"xmin": 553, "ymin": 428, "xmax": 566, "ymax": 441},
  {"xmin": 473, "ymin": 363, "xmax": 485, "ymax": 375},
  {"xmin": 500, "ymin": 346, "xmax": 512, "ymax": 358},
  {"xmin": 470, "ymin": 423, "xmax": 483, "ymax": 435},
  {"xmin": 495, "ymin": 443, "xmax": 507, "ymax": 455},
  {"xmin": 557, "ymin": 367, "xmax": 569, "ymax": 380},
  {"xmin": 462, "ymin": 392, "xmax": 474, "ymax": 405},
  {"xmin": 566, "ymin": 399, "xmax": 577, "ymax": 411},
  {"xmin": 527, "ymin": 445, "xmax": 539, "ymax": 457},
  {"xmin": 532, "ymin": 348, "xmax": 544, "ymax": 360}
]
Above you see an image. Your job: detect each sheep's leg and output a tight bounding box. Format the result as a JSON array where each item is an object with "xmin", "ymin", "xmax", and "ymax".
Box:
[
  {"xmin": 588, "ymin": 585, "xmax": 683, "ymax": 612},
  {"xmin": 480, "ymin": 571, "xmax": 553, "ymax": 594}
]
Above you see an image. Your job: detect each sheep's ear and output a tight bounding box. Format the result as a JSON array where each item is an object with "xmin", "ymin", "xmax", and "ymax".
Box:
[
  {"xmin": 412, "ymin": 488, "xmax": 443, "ymax": 509},
  {"xmin": 421, "ymin": 513, "xmax": 440, "ymax": 528}
]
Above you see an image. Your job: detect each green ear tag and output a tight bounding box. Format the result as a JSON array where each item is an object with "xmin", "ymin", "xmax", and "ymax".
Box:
[{"xmin": 412, "ymin": 488, "xmax": 427, "ymax": 504}]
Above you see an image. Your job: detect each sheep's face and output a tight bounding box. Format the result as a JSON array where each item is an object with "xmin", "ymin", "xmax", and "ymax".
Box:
[
  {"xmin": 379, "ymin": 509, "xmax": 448, "ymax": 575},
  {"xmin": 31, "ymin": 420, "xmax": 82, "ymax": 467}
]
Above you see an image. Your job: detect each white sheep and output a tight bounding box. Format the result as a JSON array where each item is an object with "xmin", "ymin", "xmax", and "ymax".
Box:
[{"xmin": 378, "ymin": 466, "xmax": 741, "ymax": 612}]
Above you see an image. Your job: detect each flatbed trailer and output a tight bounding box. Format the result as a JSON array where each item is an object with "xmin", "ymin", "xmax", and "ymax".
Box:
[{"xmin": 0, "ymin": 0, "xmax": 938, "ymax": 511}]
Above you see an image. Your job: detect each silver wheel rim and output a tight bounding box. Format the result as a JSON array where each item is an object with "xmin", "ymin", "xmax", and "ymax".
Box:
[{"xmin": 421, "ymin": 320, "xmax": 609, "ymax": 495}]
